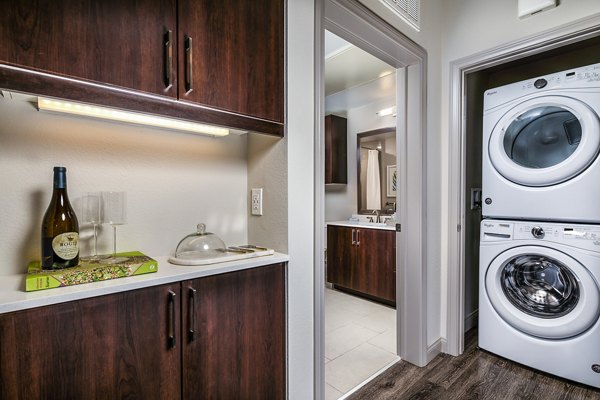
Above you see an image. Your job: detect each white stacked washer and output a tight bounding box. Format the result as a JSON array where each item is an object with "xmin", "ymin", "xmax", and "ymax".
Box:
[
  {"xmin": 482, "ymin": 62, "xmax": 600, "ymax": 223},
  {"xmin": 479, "ymin": 219, "xmax": 600, "ymax": 388},
  {"xmin": 480, "ymin": 63, "xmax": 600, "ymax": 388}
]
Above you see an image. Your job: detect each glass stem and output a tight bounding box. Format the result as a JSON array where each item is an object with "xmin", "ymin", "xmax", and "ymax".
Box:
[
  {"xmin": 92, "ymin": 224, "xmax": 98, "ymax": 257},
  {"xmin": 112, "ymin": 225, "xmax": 117, "ymax": 259}
]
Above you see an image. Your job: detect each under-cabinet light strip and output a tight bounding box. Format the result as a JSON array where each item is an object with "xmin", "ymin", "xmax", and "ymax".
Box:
[
  {"xmin": 37, "ymin": 97, "xmax": 230, "ymax": 137},
  {"xmin": 377, "ymin": 106, "xmax": 397, "ymax": 117}
]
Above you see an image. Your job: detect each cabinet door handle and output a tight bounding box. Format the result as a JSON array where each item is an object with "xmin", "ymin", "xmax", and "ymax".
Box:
[
  {"xmin": 351, "ymin": 229, "xmax": 356, "ymax": 245},
  {"xmin": 188, "ymin": 287, "xmax": 197, "ymax": 342},
  {"xmin": 168, "ymin": 290, "xmax": 176, "ymax": 348},
  {"xmin": 356, "ymin": 229, "xmax": 360, "ymax": 246},
  {"xmin": 185, "ymin": 36, "xmax": 193, "ymax": 92},
  {"xmin": 164, "ymin": 29, "xmax": 173, "ymax": 88}
]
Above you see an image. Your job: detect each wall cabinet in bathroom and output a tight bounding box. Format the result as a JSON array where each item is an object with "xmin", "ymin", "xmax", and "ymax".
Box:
[
  {"xmin": 325, "ymin": 115, "xmax": 348, "ymax": 184},
  {"xmin": 327, "ymin": 225, "xmax": 396, "ymax": 304}
]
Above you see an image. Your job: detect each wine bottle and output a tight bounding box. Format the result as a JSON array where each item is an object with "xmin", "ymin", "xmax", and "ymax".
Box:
[{"xmin": 41, "ymin": 167, "xmax": 80, "ymax": 269}]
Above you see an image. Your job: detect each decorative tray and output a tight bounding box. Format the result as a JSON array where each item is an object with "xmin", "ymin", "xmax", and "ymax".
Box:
[{"xmin": 168, "ymin": 246, "xmax": 274, "ymax": 266}]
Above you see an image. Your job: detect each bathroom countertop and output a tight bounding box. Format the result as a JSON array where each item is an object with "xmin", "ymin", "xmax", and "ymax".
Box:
[{"xmin": 327, "ymin": 220, "xmax": 396, "ymax": 231}]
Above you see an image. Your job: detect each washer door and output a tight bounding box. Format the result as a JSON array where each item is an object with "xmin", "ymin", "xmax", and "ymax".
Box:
[
  {"xmin": 488, "ymin": 96, "xmax": 600, "ymax": 187},
  {"xmin": 485, "ymin": 246, "xmax": 600, "ymax": 339}
]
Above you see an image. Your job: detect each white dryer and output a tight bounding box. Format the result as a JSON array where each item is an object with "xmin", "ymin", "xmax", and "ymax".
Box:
[
  {"xmin": 479, "ymin": 219, "xmax": 600, "ymax": 388},
  {"xmin": 482, "ymin": 62, "xmax": 600, "ymax": 223}
]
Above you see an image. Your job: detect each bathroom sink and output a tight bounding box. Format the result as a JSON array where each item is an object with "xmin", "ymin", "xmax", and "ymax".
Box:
[{"xmin": 356, "ymin": 221, "xmax": 389, "ymax": 227}]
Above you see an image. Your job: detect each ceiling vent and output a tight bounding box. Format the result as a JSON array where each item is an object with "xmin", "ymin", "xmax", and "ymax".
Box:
[{"xmin": 379, "ymin": 0, "xmax": 420, "ymax": 31}]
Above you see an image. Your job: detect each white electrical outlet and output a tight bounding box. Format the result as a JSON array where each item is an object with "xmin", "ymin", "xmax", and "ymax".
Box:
[{"xmin": 251, "ymin": 188, "xmax": 263, "ymax": 216}]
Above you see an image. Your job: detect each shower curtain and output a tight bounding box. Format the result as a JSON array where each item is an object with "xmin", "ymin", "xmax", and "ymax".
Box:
[{"xmin": 366, "ymin": 149, "xmax": 381, "ymax": 210}]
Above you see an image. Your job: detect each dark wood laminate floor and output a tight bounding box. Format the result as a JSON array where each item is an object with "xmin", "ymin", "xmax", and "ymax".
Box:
[{"xmin": 349, "ymin": 329, "xmax": 600, "ymax": 400}]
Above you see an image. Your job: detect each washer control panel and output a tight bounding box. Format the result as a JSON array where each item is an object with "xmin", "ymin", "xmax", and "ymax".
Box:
[{"xmin": 481, "ymin": 219, "xmax": 600, "ymax": 250}]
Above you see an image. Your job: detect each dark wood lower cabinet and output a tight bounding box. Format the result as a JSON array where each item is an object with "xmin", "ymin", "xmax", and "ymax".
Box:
[
  {"xmin": 0, "ymin": 283, "xmax": 181, "ymax": 400},
  {"xmin": 182, "ymin": 264, "xmax": 286, "ymax": 399},
  {"xmin": 0, "ymin": 263, "xmax": 286, "ymax": 400},
  {"xmin": 327, "ymin": 225, "xmax": 396, "ymax": 304}
]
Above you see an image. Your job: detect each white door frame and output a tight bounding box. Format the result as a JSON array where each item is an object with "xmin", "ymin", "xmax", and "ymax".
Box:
[
  {"xmin": 446, "ymin": 15, "xmax": 600, "ymax": 356},
  {"xmin": 314, "ymin": 0, "xmax": 429, "ymax": 398}
]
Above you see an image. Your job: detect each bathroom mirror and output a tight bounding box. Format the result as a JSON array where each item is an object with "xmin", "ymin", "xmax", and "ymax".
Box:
[{"xmin": 357, "ymin": 127, "xmax": 396, "ymax": 214}]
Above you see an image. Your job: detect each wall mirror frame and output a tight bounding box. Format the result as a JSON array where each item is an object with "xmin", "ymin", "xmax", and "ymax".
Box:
[{"xmin": 357, "ymin": 127, "xmax": 397, "ymax": 214}]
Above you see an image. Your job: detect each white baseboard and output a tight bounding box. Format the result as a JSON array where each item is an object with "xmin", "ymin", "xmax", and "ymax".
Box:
[
  {"xmin": 426, "ymin": 338, "xmax": 443, "ymax": 363},
  {"xmin": 440, "ymin": 337, "xmax": 448, "ymax": 353}
]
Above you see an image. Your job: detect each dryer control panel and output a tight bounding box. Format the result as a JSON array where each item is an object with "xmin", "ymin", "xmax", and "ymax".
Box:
[{"xmin": 483, "ymin": 62, "xmax": 600, "ymax": 111}]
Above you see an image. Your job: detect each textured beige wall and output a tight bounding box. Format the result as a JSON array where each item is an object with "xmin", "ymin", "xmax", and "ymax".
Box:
[
  {"xmin": 0, "ymin": 94, "xmax": 248, "ymax": 275},
  {"xmin": 247, "ymin": 133, "xmax": 288, "ymax": 253}
]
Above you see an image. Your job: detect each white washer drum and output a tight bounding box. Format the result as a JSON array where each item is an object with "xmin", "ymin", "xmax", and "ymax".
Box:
[
  {"xmin": 486, "ymin": 245, "xmax": 600, "ymax": 339},
  {"xmin": 479, "ymin": 219, "xmax": 600, "ymax": 388},
  {"xmin": 482, "ymin": 62, "xmax": 600, "ymax": 223}
]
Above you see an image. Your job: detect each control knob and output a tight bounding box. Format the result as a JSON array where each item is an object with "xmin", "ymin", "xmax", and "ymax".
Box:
[{"xmin": 531, "ymin": 226, "xmax": 545, "ymax": 239}]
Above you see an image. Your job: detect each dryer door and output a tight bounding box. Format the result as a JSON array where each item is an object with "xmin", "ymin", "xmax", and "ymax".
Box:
[
  {"xmin": 485, "ymin": 245, "xmax": 600, "ymax": 339},
  {"xmin": 488, "ymin": 96, "xmax": 600, "ymax": 187}
]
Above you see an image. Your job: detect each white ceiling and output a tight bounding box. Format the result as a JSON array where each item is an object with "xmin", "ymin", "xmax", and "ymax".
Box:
[{"xmin": 324, "ymin": 30, "xmax": 396, "ymax": 100}]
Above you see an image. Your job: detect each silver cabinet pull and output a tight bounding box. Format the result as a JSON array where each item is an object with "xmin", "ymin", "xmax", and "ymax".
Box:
[
  {"xmin": 164, "ymin": 30, "xmax": 173, "ymax": 88},
  {"xmin": 356, "ymin": 229, "xmax": 360, "ymax": 246},
  {"xmin": 185, "ymin": 36, "xmax": 193, "ymax": 92},
  {"xmin": 351, "ymin": 228, "xmax": 356, "ymax": 245},
  {"xmin": 188, "ymin": 287, "xmax": 197, "ymax": 342},
  {"xmin": 167, "ymin": 290, "xmax": 176, "ymax": 348}
]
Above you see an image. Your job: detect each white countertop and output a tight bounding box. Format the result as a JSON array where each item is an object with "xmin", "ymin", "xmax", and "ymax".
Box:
[
  {"xmin": 0, "ymin": 253, "xmax": 289, "ymax": 315},
  {"xmin": 327, "ymin": 221, "xmax": 396, "ymax": 231}
]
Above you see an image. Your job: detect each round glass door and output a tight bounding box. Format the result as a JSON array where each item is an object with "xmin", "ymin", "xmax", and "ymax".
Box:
[
  {"xmin": 501, "ymin": 254, "xmax": 579, "ymax": 318},
  {"xmin": 488, "ymin": 96, "xmax": 600, "ymax": 187},
  {"xmin": 485, "ymin": 246, "xmax": 600, "ymax": 339}
]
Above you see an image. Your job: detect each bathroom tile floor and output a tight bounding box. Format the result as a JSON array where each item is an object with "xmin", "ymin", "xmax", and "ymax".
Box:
[{"xmin": 325, "ymin": 287, "xmax": 399, "ymax": 400}]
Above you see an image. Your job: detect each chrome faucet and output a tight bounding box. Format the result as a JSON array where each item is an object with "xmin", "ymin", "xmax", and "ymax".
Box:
[{"xmin": 372, "ymin": 209, "xmax": 381, "ymax": 223}]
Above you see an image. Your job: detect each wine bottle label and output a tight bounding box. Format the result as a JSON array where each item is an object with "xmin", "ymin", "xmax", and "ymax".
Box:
[{"xmin": 52, "ymin": 232, "xmax": 79, "ymax": 260}]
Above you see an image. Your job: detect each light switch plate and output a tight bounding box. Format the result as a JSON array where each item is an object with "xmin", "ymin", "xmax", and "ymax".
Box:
[{"xmin": 251, "ymin": 188, "xmax": 263, "ymax": 216}]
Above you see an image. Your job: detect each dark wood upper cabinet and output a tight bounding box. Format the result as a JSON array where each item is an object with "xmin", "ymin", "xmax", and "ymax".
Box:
[
  {"xmin": 325, "ymin": 115, "xmax": 348, "ymax": 184},
  {"xmin": 0, "ymin": 283, "xmax": 181, "ymax": 400},
  {"xmin": 178, "ymin": 0, "xmax": 284, "ymax": 123},
  {"xmin": 327, "ymin": 225, "xmax": 396, "ymax": 304},
  {"xmin": 0, "ymin": 0, "xmax": 178, "ymax": 98},
  {"xmin": 0, "ymin": 0, "xmax": 285, "ymax": 136},
  {"xmin": 182, "ymin": 264, "xmax": 286, "ymax": 399}
]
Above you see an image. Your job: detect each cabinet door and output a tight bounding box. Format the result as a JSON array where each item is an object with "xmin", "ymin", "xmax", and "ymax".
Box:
[
  {"xmin": 0, "ymin": 284, "xmax": 181, "ymax": 399},
  {"xmin": 327, "ymin": 225, "xmax": 355, "ymax": 288},
  {"xmin": 182, "ymin": 264, "xmax": 286, "ymax": 399},
  {"xmin": 0, "ymin": 0, "xmax": 177, "ymax": 98},
  {"xmin": 356, "ymin": 228, "xmax": 396, "ymax": 303},
  {"xmin": 325, "ymin": 115, "xmax": 348, "ymax": 184},
  {"xmin": 178, "ymin": 0, "xmax": 284, "ymax": 122}
]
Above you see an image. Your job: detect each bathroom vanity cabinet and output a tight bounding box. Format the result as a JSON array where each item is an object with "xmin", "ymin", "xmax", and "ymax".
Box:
[{"xmin": 327, "ymin": 224, "xmax": 396, "ymax": 304}]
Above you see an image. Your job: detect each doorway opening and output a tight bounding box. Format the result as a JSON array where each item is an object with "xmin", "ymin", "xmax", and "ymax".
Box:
[
  {"xmin": 315, "ymin": 0, "xmax": 429, "ymax": 399},
  {"xmin": 323, "ymin": 29, "xmax": 399, "ymax": 399},
  {"xmin": 447, "ymin": 18, "xmax": 600, "ymax": 356}
]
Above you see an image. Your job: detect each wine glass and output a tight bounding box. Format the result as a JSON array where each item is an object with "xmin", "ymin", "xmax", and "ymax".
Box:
[
  {"xmin": 103, "ymin": 191, "xmax": 128, "ymax": 264},
  {"xmin": 80, "ymin": 192, "xmax": 108, "ymax": 261}
]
